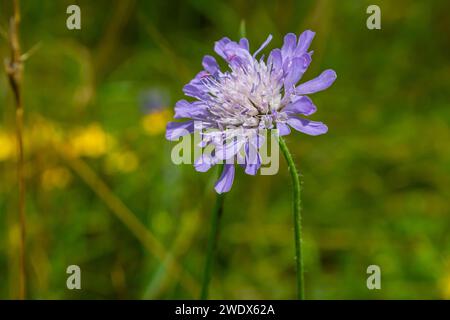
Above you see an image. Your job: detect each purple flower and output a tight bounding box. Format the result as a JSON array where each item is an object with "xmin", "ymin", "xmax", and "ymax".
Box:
[{"xmin": 166, "ymin": 31, "xmax": 336, "ymax": 193}]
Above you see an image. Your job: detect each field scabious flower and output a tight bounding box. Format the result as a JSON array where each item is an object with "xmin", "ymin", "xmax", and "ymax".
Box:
[{"xmin": 166, "ymin": 31, "xmax": 336, "ymax": 193}]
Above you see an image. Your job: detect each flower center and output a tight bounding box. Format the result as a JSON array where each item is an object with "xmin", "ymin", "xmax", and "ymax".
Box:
[{"xmin": 203, "ymin": 59, "xmax": 283, "ymax": 130}]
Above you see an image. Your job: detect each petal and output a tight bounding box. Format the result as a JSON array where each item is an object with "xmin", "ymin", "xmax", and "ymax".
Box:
[
  {"xmin": 268, "ymin": 48, "xmax": 282, "ymax": 72},
  {"xmin": 283, "ymin": 96, "xmax": 317, "ymax": 116},
  {"xmin": 276, "ymin": 122, "xmax": 291, "ymax": 136},
  {"xmin": 214, "ymin": 164, "xmax": 235, "ymax": 194},
  {"xmin": 214, "ymin": 37, "xmax": 232, "ymax": 59},
  {"xmin": 174, "ymin": 100, "xmax": 209, "ymax": 120},
  {"xmin": 174, "ymin": 100, "xmax": 191, "ymax": 118},
  {"xmin": 287, "ymin": 117, "xmax": 328, "ymax": 136},
  {"xmin": 165, "ymin": 121, "xmax": 195, "ymax": 141},
  {"xmin": 295, "ymin": 30, "xmax": 315, "ymax": 54},
  {"xmin": 239, "ymin": 38, "xmax": 249, "ymax": 51},
  {"xmin": 194, "ymin": 154, "xmax": 215, "ymax": 172},
  {"xmin": 244, "ymin": 143, "xmax": 261, "ymax": 175},
  {"xmin": 215, "ymin": 138, "xmax": 246, "ymax": 160},
  {"xmin": 295, "ymin": 69, "xmax": 337, "ymax": 95},
  {"xmin": 245, "ymin": 161, "xmax": 260, "ymax": 175},
  {"xmin": 253, "ymin": 34, "xmax": 273, "ymax": 57},
  {"xmin": 223, "ymin": 42, "xmax": 253, "ymax": 67},
  {"xmin": 202, "ymin": 55, "xmax": 219, "ymax": 75},
  {"xmin": 283, "ymin": 54, "xmax": 311, "ymax": 89},
  {"xmin": 183, "ymin": 83, "xmax": 207, "ymax": 100},
  {"xmin": 250, "ymin": 133, "xmax": 265, "ymax": 149},
  {"xmin": 281, "ymin": 33, "xmax": 297, "ymax": 58},
  {"xmin": 191, "ymin": 70, "xmax": 210, "ymax": 83}
]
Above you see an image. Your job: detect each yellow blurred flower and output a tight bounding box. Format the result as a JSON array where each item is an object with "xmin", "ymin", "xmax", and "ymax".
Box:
[
  {"xmin": 141, "ymin": 109, "xmax": 171, "ymax": 135},
  {"xmin": 0, "ymin": 130, "xmax": 14, "ymax": 161},
  {"xmin": 69, "ymin": 123, "xmax": 113, "ymax": 157},
  {"xmin": 105, "ymin": 150, "xmax": 139, "ymax": 173},
  {"xmin": 27, "ymin": 118, "xmax": 63, "ymax": 149},
  {"xmin": 41, "ymin": 166, "xmax": 72, "ymax": 190}
]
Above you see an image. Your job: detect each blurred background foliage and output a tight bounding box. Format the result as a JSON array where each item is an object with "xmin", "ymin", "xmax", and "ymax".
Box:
[{"xmin": 1, "ymin": 0, "xmax": 450, "ymax": 299}]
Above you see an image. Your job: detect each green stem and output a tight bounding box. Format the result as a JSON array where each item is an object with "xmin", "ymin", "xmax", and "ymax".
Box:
[
  {"xmin": 278, "ymin": 136, "xmax": 305, "ymax": 300},
  {"xmin": 200, "ymin": 164, "xmax": 225, "ymax": 299}
]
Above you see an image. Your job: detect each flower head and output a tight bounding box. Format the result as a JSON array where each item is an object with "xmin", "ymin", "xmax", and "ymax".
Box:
[{"xmin": 166, "ymin": 31, "xmax": 336, "ymax": 193}]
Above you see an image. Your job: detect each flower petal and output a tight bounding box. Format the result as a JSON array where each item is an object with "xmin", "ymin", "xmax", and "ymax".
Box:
[
  {"xmin": 174, "ymin": 100, "xmax": 209, "ymax": 120},
  {"xmin": 214, "ymin": 164, "xmax": 235, "ymax": 194},
  {"xmin": 202, "ymin": 55, "xmax": 219, "ymax": 75},
  {"xmin": 295, "ymin": 69, "xmax": 337, "ymax": 95},
  {"xmin": 239, "ymin": 38, "xmax": 249, "ymax": 51},
  {"xmin": 268, "ymin": 48, "xmax": 282, "ymax": 72},
  {"xmin": 194, "ymin": 154, "xmax": 215, "ymax": 172},
  {"xmin": 281, "ymin": 33, "xmax": 297, "ymax": 58},
  {"xmin": 253, "ymin": 34, "xmax": 273, "ymax": 58},
  {"xmin": 244, "ymin": 143, "xmax": 261, "ymax": 175},
  {"xmin": 183, "ymin": 83, "xmax": 207, "ymax": 100},
  {"xmin": 165, "ymin": 121, "xmax": 195, "ymax": 141},
  {"xmin": 214, "ymin": 37, "xmax": 232, "ymax": 59},
  {"xmin": 223, "ymin": 42, "xmax": 253, "ymax": 67},
  {"xmin": 283, "ymin": 96, "xmax": 317, "ymax": 116},
  {"xmin": 250, "ymin": 133, "xmax": 265, "ymax": 149},
  {"xmin": 295, "ymin": 30, "xmax": 315, "ymax": 54},
  {"xmin": 283, "ymin": 54, "xmax": 312, "ymax": 89},
  {"xmin": 215, "ymin": 138, "xmax": 246, "ymax": 160},
  {"xmin": 276, "ymin": 122, "xmax": 291, "ymax": 136},
  {"xmin": 287, "ymin": 117, "xmax": 328, "ymax": 136}
]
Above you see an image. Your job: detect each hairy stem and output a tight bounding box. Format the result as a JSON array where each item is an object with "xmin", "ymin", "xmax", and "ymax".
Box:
[
  {"xmin": 278, "ymin": 136, "xmax": 305, "ymax": 300},
  {"xmin": 200, "ymin": 164, "xmax": 225, "ymax": 299}
]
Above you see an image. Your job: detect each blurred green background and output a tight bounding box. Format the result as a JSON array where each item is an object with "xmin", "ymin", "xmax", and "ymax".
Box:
[{"xmin": 1, "ymin": 0, "xmax": 450, "ymax": 299}]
